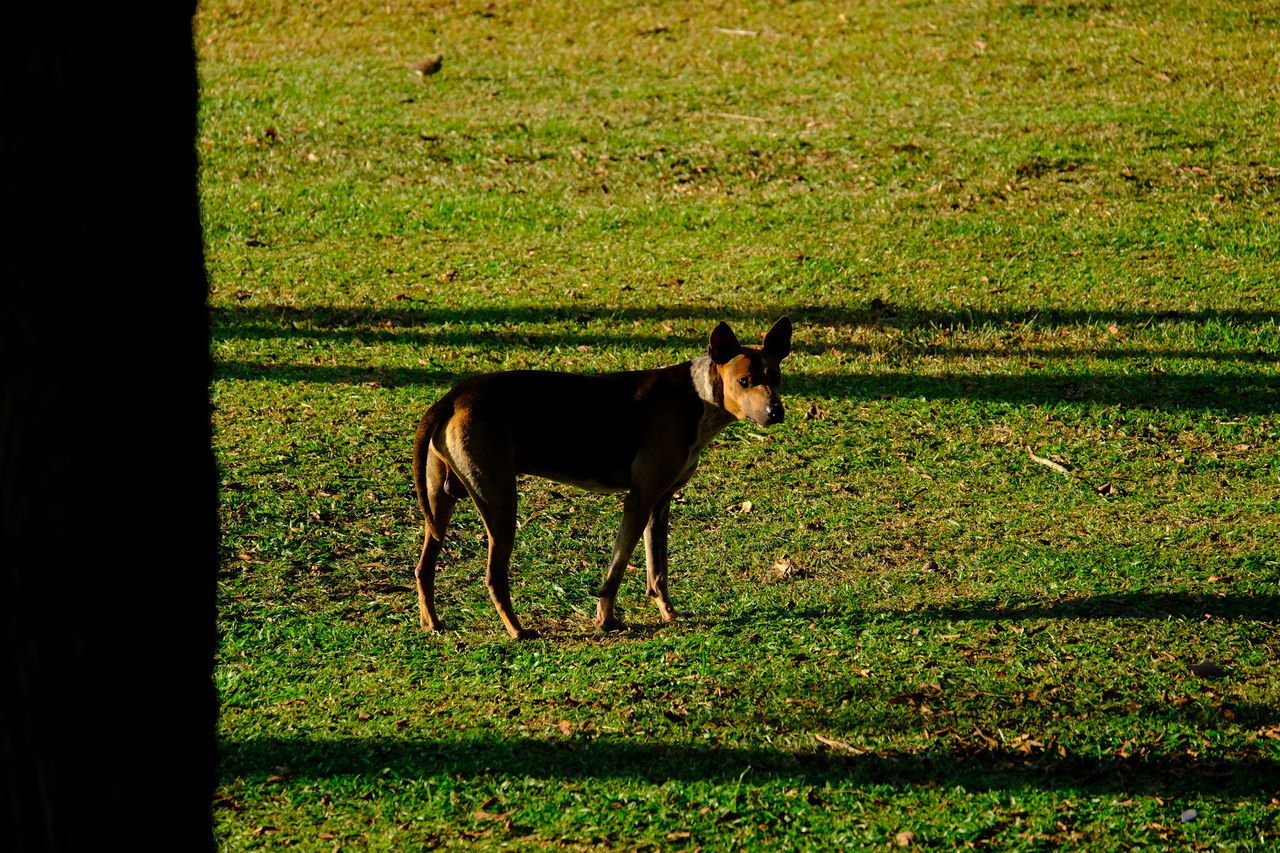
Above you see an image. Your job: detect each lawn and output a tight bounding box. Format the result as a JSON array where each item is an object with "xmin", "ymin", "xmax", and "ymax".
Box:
[{"xmin": 199, "ymin": 1, "xmax": 1279, "ymax": 848}]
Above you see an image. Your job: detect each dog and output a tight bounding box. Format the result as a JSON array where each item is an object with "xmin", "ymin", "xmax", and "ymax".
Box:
[{"xmin": 412, "ymin": 316, "xmax": 792, "ymax": 638}]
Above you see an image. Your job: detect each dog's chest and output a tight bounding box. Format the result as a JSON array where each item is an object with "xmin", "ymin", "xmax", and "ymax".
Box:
[{"xmin": 677, "ymin": 402, "xmax": 733, "ymax": 479}]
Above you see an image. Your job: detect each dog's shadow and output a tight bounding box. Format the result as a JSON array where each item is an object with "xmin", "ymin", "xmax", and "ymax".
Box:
[
  {"xmin": 515, "ymin": 612, "xmax": 720, "ymax": 642},
  {"xmin": 428, "ymin": 589, "xmax": 1280, "ymax": 644},
  {"xmin": 720, "ymin": 591, "xmax": 1280, "ymax": 629}
]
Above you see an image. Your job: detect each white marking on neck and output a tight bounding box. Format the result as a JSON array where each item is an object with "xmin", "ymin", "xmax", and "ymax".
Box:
[
  {"xmin": 687, "ymin": 356, "xmax": 736, "ymax": 461},
  {"xmin": 691, "ymin": 356, "xmax": 718, "ymax": 406}
]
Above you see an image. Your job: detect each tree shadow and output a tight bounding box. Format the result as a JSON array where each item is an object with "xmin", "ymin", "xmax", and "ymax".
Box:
[
  {"xmin": 739, "ymin": 593, "xmax": 1280, "ymax": 630},
  {"xmin": 215, "ymin": 359, "xmax": 1279, "ymax": 415},
  {"xmin": 219, "ymin": 736, "xmax": 1279, "ymax": 796},
  {"xmin": 213, "ymin": 301, "xmax": 1279, "ymax": 413},
  {"xmin": 215, "ymin": 360, "xmax": 456, "ymax": 387},
  {"xmin": 784, "ymin": 369, "xmax": 1277, "ymax": 414},
  {"xmin": 907, "ymin": 592, "xmax": 1280, "ymax": 624},
  {"xmin": 215, "ymin": 302, "xmax": 1278, "ymax": 337},
  {"xmin": 213, "ymin": 303, "xmax": 1279, "ymax": 364}
]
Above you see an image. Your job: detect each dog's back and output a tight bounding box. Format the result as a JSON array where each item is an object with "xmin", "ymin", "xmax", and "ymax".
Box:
[{"xmin": 418, "ymin": 365, "xmax": 705, "ymax": 493}]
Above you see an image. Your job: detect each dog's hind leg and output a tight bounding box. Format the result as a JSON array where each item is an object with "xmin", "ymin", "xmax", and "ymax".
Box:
[
  {"xmin": 471, "ymin": 476, "xmax": 531, "ymax": 639},
  {"xmin": 415, "ymin": 449, "xmax": 461, "ymax": 632},
  {"xmin": 442, "ymin": 430, "xmax": 532, "ymax": 639}
]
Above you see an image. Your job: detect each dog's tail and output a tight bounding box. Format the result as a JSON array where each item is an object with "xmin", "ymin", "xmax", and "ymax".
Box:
[{"xmin": 412, "ymin": 400, "xmax": 450, "ymax": 540}]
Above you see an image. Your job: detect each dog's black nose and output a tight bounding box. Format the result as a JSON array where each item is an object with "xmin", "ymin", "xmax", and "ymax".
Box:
[{"xmin": 766, "ymin": 402, "xmax": 785, "ymax": 424}]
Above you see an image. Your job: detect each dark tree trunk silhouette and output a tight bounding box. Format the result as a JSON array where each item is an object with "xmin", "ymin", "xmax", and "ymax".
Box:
[{"xmin": 1, "ymin": 5, "xmax": 216, "ymax": 849}]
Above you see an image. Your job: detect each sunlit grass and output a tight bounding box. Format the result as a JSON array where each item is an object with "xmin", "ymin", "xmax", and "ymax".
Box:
[{"xmin": 202, "ymin": 1, "xmax": 1279, "ymax": 849}]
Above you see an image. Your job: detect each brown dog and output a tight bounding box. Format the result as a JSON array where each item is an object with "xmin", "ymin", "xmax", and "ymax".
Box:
[{"xmin": 412, "ymin": 317, "xmax": 792, "ymax": 638}]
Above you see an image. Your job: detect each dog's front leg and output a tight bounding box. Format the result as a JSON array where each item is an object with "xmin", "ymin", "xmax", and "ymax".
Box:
[
  {"xmin": 595, "ymin": 490, "xmax": 655, "ymax": 630},
  {"xmin": 644, "ymin": 493, "xmax": 678, "ymax": 621}
]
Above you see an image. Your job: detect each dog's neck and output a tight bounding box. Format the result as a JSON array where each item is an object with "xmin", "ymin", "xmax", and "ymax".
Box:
[
  {"xmin": 688, "ymin": 356, "xmax": 736, "ymax": 448},
  {"xmin": 690, "ymin": 356, "xmax": 723, "ymax": 409}
]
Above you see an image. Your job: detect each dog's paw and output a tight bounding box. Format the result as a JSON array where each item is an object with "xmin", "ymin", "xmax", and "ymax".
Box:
[
  {"xmin": 421, "ymin": 619, "xmax": 449, "ymax": 633},
  {"xmin": 654, "ymin": 601, "xmax": 681, "ymax": 622},
  {"xmin": 512, "ymin": 627, "xmax": 540, "ymax": 641},
  {"xmin": 595, "ymin": 616, "xmax": 626, "ymax": 632}
]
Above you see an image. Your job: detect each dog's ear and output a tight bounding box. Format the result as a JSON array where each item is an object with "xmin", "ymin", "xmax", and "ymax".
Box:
[
  {"xmin": 708, "ymin": 322, "xmax": 742, "ymax": 365},
  {"xmin": 762, "ymin": 316, "xmax": 792, "ymax": 360}
]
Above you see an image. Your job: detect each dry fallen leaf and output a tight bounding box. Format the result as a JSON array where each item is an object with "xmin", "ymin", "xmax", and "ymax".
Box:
[
  {"xmin": 557, "ymin": 720, "xmax": 573, "ymax": 735},
  {"xmin": 895, "ymin": 829, "xmax": 917, "ymax": 847},
  {"xmin": 212, "ymin": 793, "xmax": 244, "ymax": 812},
  {"xmin": 815, "ymin": 734, "xmax": 867, "ymax": 754},
  {"xmin": 772, "ymin": 557, "xmax": 809, "ymax": 579},
  {"xmin": 1027, "ymin": 446, "xmax": 1071, "ymax": 474}
]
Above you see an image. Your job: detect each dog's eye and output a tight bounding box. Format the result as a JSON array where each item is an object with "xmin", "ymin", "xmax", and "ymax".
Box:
[{"xmin": 738, "ymin": 377, "xmax": 750, "ymax": 388}]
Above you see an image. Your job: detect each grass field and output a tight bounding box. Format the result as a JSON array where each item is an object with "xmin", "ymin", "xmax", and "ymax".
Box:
[{"xmin": 199, "ymin": 1, "xmax": 1279, "ymax": 848}]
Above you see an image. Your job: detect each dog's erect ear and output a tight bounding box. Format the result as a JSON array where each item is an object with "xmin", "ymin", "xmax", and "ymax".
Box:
[
  {"xmin": 762, "ymin": 316, "xmax": 792, "ymax": 360},
  {"xmin": 708, "ymin": 322, "xmax": 742, "ymax": 365}
]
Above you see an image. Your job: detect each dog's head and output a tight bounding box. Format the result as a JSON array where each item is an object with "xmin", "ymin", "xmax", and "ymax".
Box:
[{"xmin": 707, "ymin": 316, "xmax": 792, "ymax": 426}]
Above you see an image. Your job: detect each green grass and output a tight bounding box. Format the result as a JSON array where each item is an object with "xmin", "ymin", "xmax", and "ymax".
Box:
[{"xmin": 201, "ymin": 1, "xmax": 1279, "ymax": 848}]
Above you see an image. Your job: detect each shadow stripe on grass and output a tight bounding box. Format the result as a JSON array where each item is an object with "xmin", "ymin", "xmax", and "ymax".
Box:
[
  {"xmin": 213, "ymin": 360, "xmax": 1280, "ymax": 414},
  {"xmin": 215, "ymin": 321, "xmax": 1279, "ymax": 364},
  {"xmin": 220, "ymin": 737, "xmax": 1280, "ymax": 795},
  {"xmin": 214, "ymin": 303, "xmax": 1280, "ymax": 331},
  {"xmin": 742, "ymin": 594, "xmax": 1280, "ymax": 626},
  {"xmin": 910, "ymin": 593, "xmax": 1280, "ymax": 623}
]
